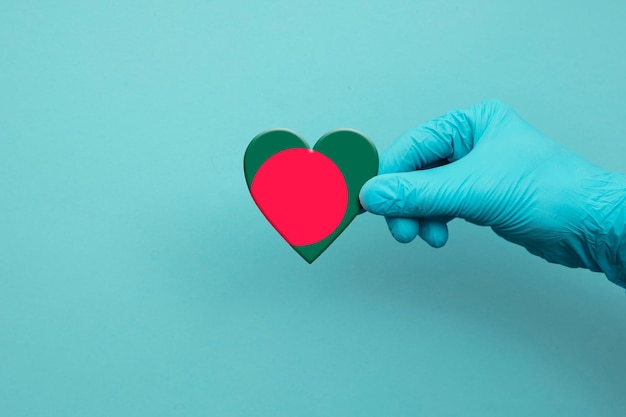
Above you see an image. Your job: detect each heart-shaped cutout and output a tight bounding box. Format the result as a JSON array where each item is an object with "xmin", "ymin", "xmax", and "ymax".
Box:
[{"xmin": 244, "ymin": 129, "xmax": 379, "ymax": 263}]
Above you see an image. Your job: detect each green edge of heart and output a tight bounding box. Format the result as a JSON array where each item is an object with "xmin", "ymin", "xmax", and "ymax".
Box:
[{"xmin": 244, "ymin": 128, "xmax": 379, "ymax": 263}]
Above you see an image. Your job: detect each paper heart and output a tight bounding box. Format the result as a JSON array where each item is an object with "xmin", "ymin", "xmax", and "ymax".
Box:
[{"xmin": 244, "ymin": 129, "xmax": 378, "ymax": 263}]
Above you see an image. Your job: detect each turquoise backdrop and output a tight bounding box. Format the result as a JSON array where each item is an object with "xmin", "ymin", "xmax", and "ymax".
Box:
[{"xmin": 1, "ymin": 1, "xmax": 625, "ymax": 416}]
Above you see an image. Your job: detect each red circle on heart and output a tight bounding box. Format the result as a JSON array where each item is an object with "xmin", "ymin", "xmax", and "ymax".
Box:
[{"xmin": 250, "ymin": 148, "xmax": 348, "ymax": 246}]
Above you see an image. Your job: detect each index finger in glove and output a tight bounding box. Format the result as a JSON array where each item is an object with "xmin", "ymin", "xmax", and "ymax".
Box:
[{"xmin": 379, "ymin": 99, "xmax": 508, "ymax": 175}]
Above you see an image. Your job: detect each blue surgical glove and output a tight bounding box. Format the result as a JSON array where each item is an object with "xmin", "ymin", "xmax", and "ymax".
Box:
[{"xmin": 359, "ymin": 99, "xmax": 626, "ymax": 288}]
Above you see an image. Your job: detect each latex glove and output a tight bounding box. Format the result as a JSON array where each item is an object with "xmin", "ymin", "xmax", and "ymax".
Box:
[{"xmin": 359, "ymin": 99, "xmax": 626, "ymax": 288}]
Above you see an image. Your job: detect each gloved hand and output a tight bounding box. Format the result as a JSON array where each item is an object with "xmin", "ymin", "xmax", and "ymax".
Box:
[{"xmin": 359, "ymin": 99, "xmax": 626, "ymax": 288}]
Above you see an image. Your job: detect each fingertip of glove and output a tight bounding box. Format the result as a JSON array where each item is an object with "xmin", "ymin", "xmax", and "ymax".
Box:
[
  {"xmin": 425, "ymin": 233, "xmax": 448, "ymax": 248},
  {"xmin": 422, "ymin": 229, "xmax": 449, "ymax": 248},
  {"xmin": 359, "ymin": 177, "xmax": 389, "ymax": 213},
  {"xmin": 393, "ymin": 231, "xmax": 417, "ymax": 243},
  {"xmin": 386, "ymin": 217, "xmax": 419, "ymax": 243},
  {"xmin": 391, "ymin": 226, "xmax": 418, "ymax": 243}
]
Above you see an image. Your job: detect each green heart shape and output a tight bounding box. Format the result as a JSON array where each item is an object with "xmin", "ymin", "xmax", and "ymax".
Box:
[{"xmin": 244, "ymin": 128, "xmax": 379, "ymax": 263}]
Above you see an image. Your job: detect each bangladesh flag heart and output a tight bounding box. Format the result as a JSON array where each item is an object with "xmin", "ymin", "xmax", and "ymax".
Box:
[{"xmin": 244, "ymin": 129, "xmax": 379, "ymax": 263}]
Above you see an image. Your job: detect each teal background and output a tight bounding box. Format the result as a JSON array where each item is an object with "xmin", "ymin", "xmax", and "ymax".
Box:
[{"xmin": 1, "ymin": 1, "xmax": 625, "ymax": 415}]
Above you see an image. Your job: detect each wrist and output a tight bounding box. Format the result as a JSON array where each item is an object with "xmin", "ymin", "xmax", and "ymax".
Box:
[{"xmin": 591, "ymin": 172, "xmax": 626, "ymax": 288}]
